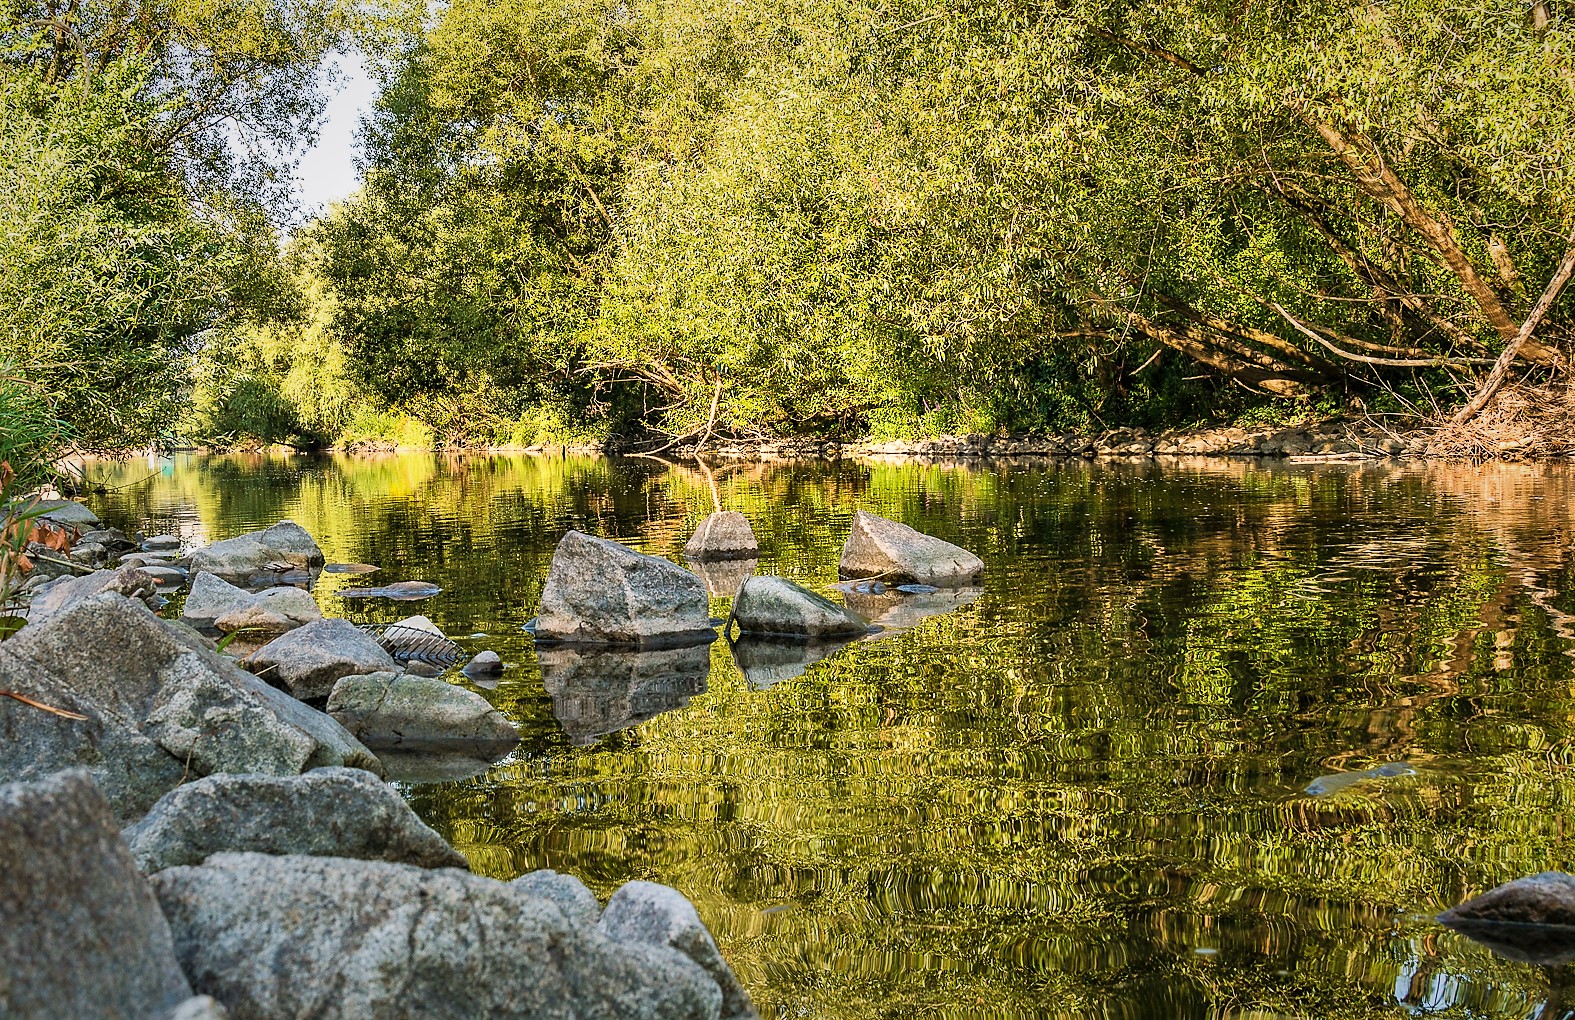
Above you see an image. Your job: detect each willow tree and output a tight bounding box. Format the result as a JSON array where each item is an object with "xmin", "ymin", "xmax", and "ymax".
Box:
[{"xmin": 875, "ymin": 0, "xmax": 1575, "ymax": 407}]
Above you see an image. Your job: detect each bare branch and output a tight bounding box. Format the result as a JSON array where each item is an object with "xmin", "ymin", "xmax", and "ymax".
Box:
[{"xmin": 1451, "ymin": 223, "xmax": 1575, "ymax": 423}]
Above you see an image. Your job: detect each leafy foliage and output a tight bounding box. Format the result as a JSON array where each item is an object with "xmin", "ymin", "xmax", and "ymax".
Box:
[{"xmin": 276, "ymin": 0, "xmax": 1575, "ymax": 447}]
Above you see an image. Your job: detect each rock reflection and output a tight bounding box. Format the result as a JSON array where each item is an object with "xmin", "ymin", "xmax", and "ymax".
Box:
[
  {"xmin": 537, "ymin": 643, "xmax": 711, "ymax": 745},
  {"xmin": 687, "ymin": 557, "xmax": 757, "ymax": 598},
  {"xmin": 1439, "ymin": 918, "xmax": 1575, "ymax": 967},
  {"xmin": 729, "ymin": 635, "xmax": 859, "ymax": 689},
  {"xmin": 841, "ymin": 585, "xmax": 983, "ymax": 634},
  {"xmin": 377, "ymin": 749, "xmax": 502, "ymax": 784}
]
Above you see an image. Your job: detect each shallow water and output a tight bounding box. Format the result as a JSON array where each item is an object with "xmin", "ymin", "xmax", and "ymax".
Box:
[{"xmin": 87, "ymin": 451, "xmax": 1575, "ymax": 1019}]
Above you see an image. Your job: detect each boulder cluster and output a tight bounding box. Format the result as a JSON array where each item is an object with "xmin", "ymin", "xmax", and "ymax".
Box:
[
  {"xmin": 1, "ymin": 509, "xmax": 759, "ymax": 1020},
  {"xmin": 531, "ymin": 508, "xmax": 986, "ymax": 730},
  {"xmin": 533, "ymin": 508, "xmax": 982, "ymax": 649},
  {"xmin": 1, "ymin": 771, "xmax": 760, "ymax": 1020}
]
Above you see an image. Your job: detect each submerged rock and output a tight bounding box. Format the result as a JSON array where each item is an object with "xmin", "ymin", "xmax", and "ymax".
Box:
[
  {"xmin": 153, "ymin": 853, "xmax": 731, "ymax": 1020},
  {"xmin": 327, "ymin": 672, "xmax": 520, "ymax": 757},
  {"xmin": 533, "ymin": 530, "xmax": 714, "ymax": 647},
  {"xmin": 731, "ymin": 576, "xmax": 869, "ymax": 639},
  {"xmin": 244, "ymin": 618, "xmax": 401, "ymax": 701},
  {"xmin": 323, "ymin": 562, "xmax": 379, "ymax": 574},
  {"xmin": 374, "ymin": 749, "xmax": 499, "ymax": 784},
  {"xmin": 0, "ymin": 771, "xmax": 193, "ymax": 1019},
  {"xmin": 77, "ymin": 527, "xmax": 136, "ymax": 555},
  {"xmin": 186, "ymin": 520, "xmax": 324, "ymax": 581},
  {"xmin": 0, "ymin": 594, "xmax": 381, "ymax": 821},
  {"xmin": 1303, "ymin": 762, "xmax": 1416, "ymax": 796},
  {"xmin": 122, "ymin": 768, "xmax": 466, "ymax": 873},
  {"xmin": 683, "ymin": 511, "xmax": 759, "ymax": 562},
  {"xmin": 338, "ymin": 580, "xmax": 443, "ymax": 601},
  {"xmin": 840, "ymin": 584, "xmax": 984, "ymax": 635},
  {"xmin": 539, "ymin": 643, "xmax": 711, "ymax": 745},
  {"xmin": 838, "ymin": 509, "xmax": 983, "ymax": 586},
  {"xmin": 600, "ymin": 881, "xmax": 760, "ymax": 1020}
]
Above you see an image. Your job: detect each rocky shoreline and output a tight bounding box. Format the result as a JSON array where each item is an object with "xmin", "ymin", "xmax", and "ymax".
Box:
[
  {"xmin": 622, "ymin": 420, "xmax": 1562, "ymax": 462},
  {"xmin": 422, "ymin": 418, "xmax": 1566, "ymax": 462},
  {"xmin": 0, "ymin": 512, "xmax": 762, "ymax": 1020},
  {"xmin": 129, "ymin": 410, "xmax": 1575, "ymax": 463}
]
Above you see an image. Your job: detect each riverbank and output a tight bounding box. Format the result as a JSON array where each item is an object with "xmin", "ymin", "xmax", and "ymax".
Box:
[
  {"xmin": 601, "ymin": 416, "xmax": 1570, "ymax": 463},
  {"xmin": 90, "ymin": 393, "xmax": 1575, "ymax": 467}
]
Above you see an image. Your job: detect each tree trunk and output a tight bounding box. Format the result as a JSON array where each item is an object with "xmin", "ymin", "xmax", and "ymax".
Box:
[{"xmin": 1306, "ymin": 118, "xmax": 1561, "ymax": 363}]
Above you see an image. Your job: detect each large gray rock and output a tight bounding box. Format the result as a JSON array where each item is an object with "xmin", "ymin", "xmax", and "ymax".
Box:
[
  {"xmin": 186, "ymin": 520, "xmax": 324, "ymax": 580},
  {"xmin": 244, "ymin": 618, "xmax": 400, "ymax": 701},
  {"xmin": 838, "ymin": 509, "xmax": 984, "ymax": 586},
  {"xmin": 123, "ymin": 768, "xmax": 466, "ymax": 873},
  {"xmin": 731, "ymin": 576, "xmax": 869, "ymax": 639},
  {"xmin": 29, "ymin": 499, "xmax": 100, "ymax": 527},
  {"xmin": 181, "ymin": 571, "xmax": 321, "ymax": 635},
  {"xmin": 539, "ymin": 643, "xmax": 711, "ymax": 745},
  {"xmin": 683, "ymin": 512, "xmax": 758, "ymax": 562},
  {"xmin": 600, "ymin": 881, "xmax": 759, "ymax": 1020},
  {"xmin": 533, "ymin": 530, "xmax": 714, "ymax": 646},
  {"xmin": 181, "ymin": 571, "xmax": 256, "ymax": 625},
  {"xmin": 326, "ymin": 672, "xmax": 519, "ymax": 756},
  {"xmin": 0, "ymin": 593, "xmax": 382, "ymax": 820},
  {"xmin": 153, "ymin": 853, "xmax": 728, "ymax": 1020},
  {"xmin": 0, "ymin": 770, "xmax": 193, "ymax": 1019},
  {"xmin": 26, "ymin": 565, "xmax": 158, "ymax": 621},
  {"xmin": 512, "ymin": 869, "xmax": 602, "ymax": 929}
]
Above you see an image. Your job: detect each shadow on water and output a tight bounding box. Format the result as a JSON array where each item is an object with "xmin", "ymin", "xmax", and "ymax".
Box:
[{"xmin": 86, "ymin": 451, "xmax": 1575, "ymax": 1019}]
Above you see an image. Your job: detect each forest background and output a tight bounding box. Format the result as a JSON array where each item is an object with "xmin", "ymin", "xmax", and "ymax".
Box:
[{"xmin": 3, "ymin": 0, "xmax": 1575, "ymax": 478}]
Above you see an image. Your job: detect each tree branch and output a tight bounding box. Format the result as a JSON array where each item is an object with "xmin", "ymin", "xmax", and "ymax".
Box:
[
  {"xmin": 1270, "ymin": 304, "xmax": 1494, "ymax": 368},
  {"xmin": 1451, "ymin": 222, "xmax": 1575, "ymax": 424}
]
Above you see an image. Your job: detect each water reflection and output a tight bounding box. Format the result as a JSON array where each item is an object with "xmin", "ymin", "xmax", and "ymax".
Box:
[
  {"xmin": 729, "ymin": 635, "xmax": 858, "ymax": 689},
  {"xmin": 537, "ymin": 643, "xmax": 711, "ymax": 746},
  {"xmin": 841, "ymin": 584, "xmax": 984, "ymax": 634},
  {"xmin": 83, "ymin": 451, "xmax": 1575, "ymax": 1019},
  {"xmin": 687, "ymin": 556, "xmax": 757, "ymax": 598}
]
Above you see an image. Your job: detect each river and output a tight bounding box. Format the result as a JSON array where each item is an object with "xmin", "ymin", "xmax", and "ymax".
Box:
[{"xmin": 87, "ymin": 451, "xmax": 1575, "ymax": 1019}]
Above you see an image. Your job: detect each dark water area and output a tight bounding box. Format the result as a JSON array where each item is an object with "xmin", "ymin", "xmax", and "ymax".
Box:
[{"xmin": 86, "ymin": 451, "xmax": 1575, "ymax": 1019}]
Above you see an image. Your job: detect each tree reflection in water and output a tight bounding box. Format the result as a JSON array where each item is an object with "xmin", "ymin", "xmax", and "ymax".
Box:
[{"xmin": 91, "ymin": 452, "xmax": 1575, "ymax": 1019}]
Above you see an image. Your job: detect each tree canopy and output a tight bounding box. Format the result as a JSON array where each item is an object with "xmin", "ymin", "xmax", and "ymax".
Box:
[{"xmin": 5, "ymin": 0, "xmax": 1575, "ymax": 450}]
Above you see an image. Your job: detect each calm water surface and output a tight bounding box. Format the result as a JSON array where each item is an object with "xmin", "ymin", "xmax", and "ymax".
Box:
[{"xmin": 88, "ymin": 452, "xmax": 1575, "ymax": 1020}]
